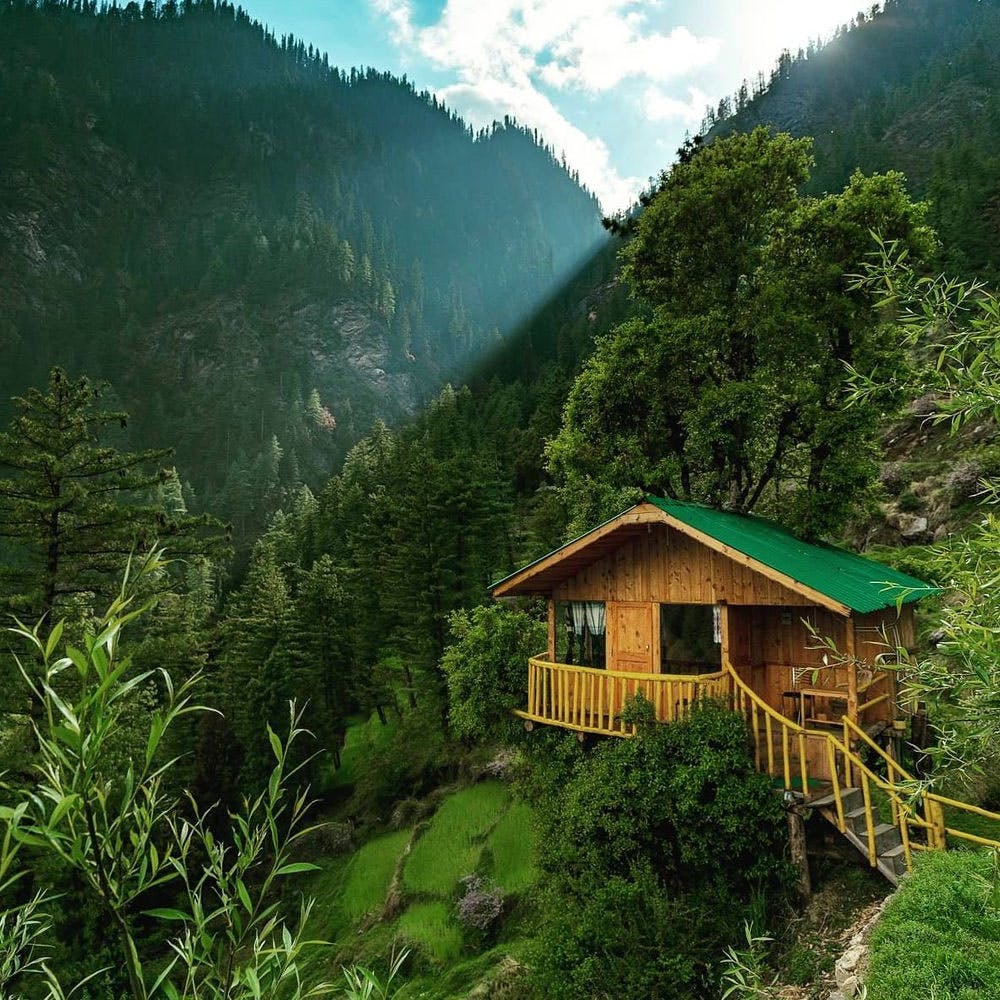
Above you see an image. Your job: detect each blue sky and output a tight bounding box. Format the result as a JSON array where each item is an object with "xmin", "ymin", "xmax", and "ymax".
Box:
[{"xmin": 245, "ymin": 1, "xmax": 869, "ymax": 212}]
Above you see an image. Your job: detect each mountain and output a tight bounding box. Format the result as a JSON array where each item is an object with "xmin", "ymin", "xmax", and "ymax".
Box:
[
  {"xmin": 0, "ymin": 0, "xmax": 606, "ymax": 536},
  {"xmin": 707, "ymin": 0, "xmax": 1000, "ymax": 280}
]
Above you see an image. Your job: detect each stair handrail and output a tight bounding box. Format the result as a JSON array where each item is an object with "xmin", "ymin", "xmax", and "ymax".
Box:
[
  {"xmin": 842, "ymin": 715, "xmax": 1000, "ymax": 850},
  {"xmin": 722, "ymin": 661, "xmax": 806, "ymax": 734},
  {"xmin": 841, "ymin": 715, "xmax": 916, "ymax": 786},
  {"xmin": 823, "ymin": 727, "xmax": 936, "ymax": 868},
  {"xmin": 724, "ymin": 661, "xmax": 934, "ymax": 870},
  {"xmin": 723, "ymin": 661, "xmax": 812, "ymax": 792}
]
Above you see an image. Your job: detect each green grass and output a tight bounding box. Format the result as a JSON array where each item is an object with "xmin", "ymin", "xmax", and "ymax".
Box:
[
  {"xmin": 340, "ymin": 828, "xmax": 412, "ymax": 924},
  {"xmin": 328, "ymin": 712, "xmax": 399, "ymax": 789},
  {"xmin": 866, "ymin": 851, "xmax": 1000, "ymax": 1000},
  {"xmin": 486, "ymin": 800, "xmax": 538, "ymax": 893},
  {"xmin": 395, "ymin": 901, "xmax": 465, "ymax": 965},
  {"xmin": 403, "ymin": 782, "xmax": 510, "ymax": 896}
]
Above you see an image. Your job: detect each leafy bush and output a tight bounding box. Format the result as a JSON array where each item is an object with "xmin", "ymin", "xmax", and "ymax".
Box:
[
  {"xmin": 526, "ymin": 703, "xmax": 793, "ymax": 1000},
  {"xmin": 866, "ymin": 851, "xmax": 1000, "ymax": 1000},
  {"xmin": 0, "ymin": 550, "xmax": 336, "ymax": 999},
  {"xmin": 440, "ymin": 604, "xmax": 546, "ymax": 743}
]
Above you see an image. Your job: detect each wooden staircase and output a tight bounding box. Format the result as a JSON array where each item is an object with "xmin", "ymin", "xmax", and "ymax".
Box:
[
  {"xmin": 725, "ymin": 660, "xmax": 1000, "ymax": 883},
  {"xmin": 811, "ymin": 787, "xmax": 908, "ymax": 884}
]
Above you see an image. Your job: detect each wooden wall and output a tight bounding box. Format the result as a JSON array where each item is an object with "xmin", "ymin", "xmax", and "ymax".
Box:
[{"xmin": 551, "ymin": 523, "xmax": 814, "ymax": 606}]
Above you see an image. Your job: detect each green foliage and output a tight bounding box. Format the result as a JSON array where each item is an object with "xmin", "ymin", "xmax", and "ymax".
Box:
[
  {"xmin": 338, "ymin": 948, "xmax": 409, "ymax": 1000},
  {"xmin": 402, "ymin": 783, "xmax": 510, "ymax": 897},
  {"xmin": 441, "ymin": 604, "xmax": 546, "ymax": 743},
  {"xmin": 707, "ymin": 0, "xmax": 1000, "ymax": 282},
  {"xmin": 866, "ymin": 851, "xmax": 1000, "ymax": 1000},
  {"xmin": 526, "ymin": 704, "xmax": 792, "ymax": 1000},
  {"xmin": 548, "ymin": 128, "xmax": 934, "ymax": 537},
  {"xmin": 0, "ymin": 550, "xmax": 335, "ymax": 999},
  {"xmin": 0, "ymin": 368, "xmax": 226, "ymax": 622},
  {"xmin": 720, "ymin": 924, "xmax": 780, "ymax": 1000},
  {"xmin": 850, "ymin": 246, "xmax": 1000, "ymax": 773}
]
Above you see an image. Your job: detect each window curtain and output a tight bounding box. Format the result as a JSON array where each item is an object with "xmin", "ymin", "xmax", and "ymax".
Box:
[
  {"xmin": 585, "ymin": 602, "xmax": 606, "ymax": 637},
  {"xmin": 571, "ymin": 602, "xmax": 606, "ymax": 636}
]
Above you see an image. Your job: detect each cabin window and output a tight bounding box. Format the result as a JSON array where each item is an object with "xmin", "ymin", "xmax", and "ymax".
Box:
[
  {"xmin": 659, "ymin": 604, "xmax": 721, "ymax": 674},
  {"xmin": 555, "ymin": 601, "xmax": 606, "ymax": 669}
]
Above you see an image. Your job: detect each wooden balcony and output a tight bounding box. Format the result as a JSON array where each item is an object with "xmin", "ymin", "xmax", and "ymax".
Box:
[
  {"xmin": 515, "ymin": 655, "xmax": 1000, "ymax": 881},
  {"xmin": 516, "ymin": 656, "xmax": 730, "ymax": 737}
]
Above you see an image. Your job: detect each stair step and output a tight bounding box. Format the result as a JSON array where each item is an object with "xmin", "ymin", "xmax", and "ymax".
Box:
[
  {"xmin": 872, "ymin": 823, "xmax": 902, "ymax": 853},
  {"xmin": 843, "ymin": 810, "xmax": 902, "ymax": 852},
  {"xmin": 880, "ymin": 843, "xmax": 909, "ymax": 877},
  {"xmin": 811, "ymin": 787, "xmax": 863, "ymax": 812},
  {"xmin": 838, "ymin": 826, "xmax": 901, "ymax": 886}
]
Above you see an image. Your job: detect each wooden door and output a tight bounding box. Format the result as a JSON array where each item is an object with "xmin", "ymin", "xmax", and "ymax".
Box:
[{"xmin": 609, "ymin": 602, "xmax": 654, "ymax": 673}]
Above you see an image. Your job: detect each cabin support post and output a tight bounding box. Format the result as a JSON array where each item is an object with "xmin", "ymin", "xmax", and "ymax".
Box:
[
  {"xmin": 787, "ymin": 803, "xmax": 812, "ymax": 900},
  {"xmin": 846, "ymin": 618, "xmax": 858, "ymax": 729},
  {"xmin": 651, "ymin": 600, "xmax": 661, "ymax": 673},
  {"xmin": 547, "ymin": 598, "xmax": 556, "ymax": 661}
]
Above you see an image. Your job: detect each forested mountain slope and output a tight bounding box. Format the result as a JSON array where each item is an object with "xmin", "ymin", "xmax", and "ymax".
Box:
[
  {"xmin": 0, "ymin": 0, "xmax": 605, "ymax": 537},
  {"xmin": 707, "ymin": 0, "xmax": 1000, "ymax": 280}
]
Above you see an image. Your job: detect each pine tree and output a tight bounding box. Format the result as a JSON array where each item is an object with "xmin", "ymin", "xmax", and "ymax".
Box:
[{"xmin": 0, "ymin": 368, "xmax": 226, "ymax": 621}]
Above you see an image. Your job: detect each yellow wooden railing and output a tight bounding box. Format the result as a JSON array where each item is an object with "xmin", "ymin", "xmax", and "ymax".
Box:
[
  {"xmin": 517, "ymin": 656, "xmax": 728, "ymax": 736},
  {"xmin": 725, "ymin": 663, "xmax": 1000, "ymax": 871},
  {"xmin": 841, "ymin": 715, "xmax": 1000, "ymax": 852},
  {"xmin": 516, "ymin": 656, "xmax": 1000, "ymax": 875}
]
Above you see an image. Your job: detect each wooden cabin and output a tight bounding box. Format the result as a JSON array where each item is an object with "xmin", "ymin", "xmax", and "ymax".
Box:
[
  {"xmin": 490, "ymin": 498, "xmax": 1000, "ymax": 883},
  {"xmin": 491, "ymin": 497, "xmax": 939, "ymax": 788}
]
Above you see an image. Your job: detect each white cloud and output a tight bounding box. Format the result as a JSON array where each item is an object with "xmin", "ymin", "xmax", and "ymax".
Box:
[
  {"xmin": 369, "ymin": 0, "xmax": 718, "ymax": 210},
  {"xmin": 643, "ymin": 84, "xmax": 709, "ymax": 125}
]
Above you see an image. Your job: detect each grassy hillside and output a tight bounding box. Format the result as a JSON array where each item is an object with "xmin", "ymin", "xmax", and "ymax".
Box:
[{"xmin": 297, "ymin": 770, "xmax": 539, "ymax": 999}]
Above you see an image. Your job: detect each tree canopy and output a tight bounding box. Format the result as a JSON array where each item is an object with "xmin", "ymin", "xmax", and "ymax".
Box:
[
  {"xmin": 547, "ymin": 128, "xmax": 936, "ymax": 537},
  {"xmin": 0, "ymin": 368, "xmax": 226, "ymax": 622}
]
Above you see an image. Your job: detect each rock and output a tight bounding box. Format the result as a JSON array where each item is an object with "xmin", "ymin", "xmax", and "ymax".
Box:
[
  {"xmin": 839, "ymin": 944, "xmax": 865, "ymax": 972},
  {"xmin": 840, "ymin": 974, "xmax": 860, "ymax": 996},
  {"xmin": 896, "ymin": 513, "xmax": 928, "ymax": 539}
]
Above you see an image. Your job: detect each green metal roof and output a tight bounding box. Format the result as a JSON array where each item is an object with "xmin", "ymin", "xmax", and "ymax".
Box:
[
  {"xmin": 645, "ymin": 497, "xmax": 938, "ymax": 613},
  {"xmin": 491, "ymin": 497, "xmax": 940, "ymax": 614}
]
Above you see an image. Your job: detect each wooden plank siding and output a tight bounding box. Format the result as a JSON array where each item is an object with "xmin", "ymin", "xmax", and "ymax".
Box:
[{"xmin": 551, "ymin": 522, "xmax": 816, "ymax": 606}]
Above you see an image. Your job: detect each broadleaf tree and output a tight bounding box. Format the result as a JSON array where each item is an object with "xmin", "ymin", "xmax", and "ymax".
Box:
[{"xmin": 547, "ymin": 128, "xmax": 936, "ymax": 538}]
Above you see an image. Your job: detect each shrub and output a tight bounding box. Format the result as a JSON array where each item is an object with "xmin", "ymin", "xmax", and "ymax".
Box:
[
  {"xmin": 440, "ymin": 604, "xmax": 546, "ymax": 743},
  {"xmin": 526, "ymin": 703, "xmax": 793, "ymax": 1000},
  {"xmin": 456, "ymin": 874, "xmax": 504, "ymax": 933}
]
